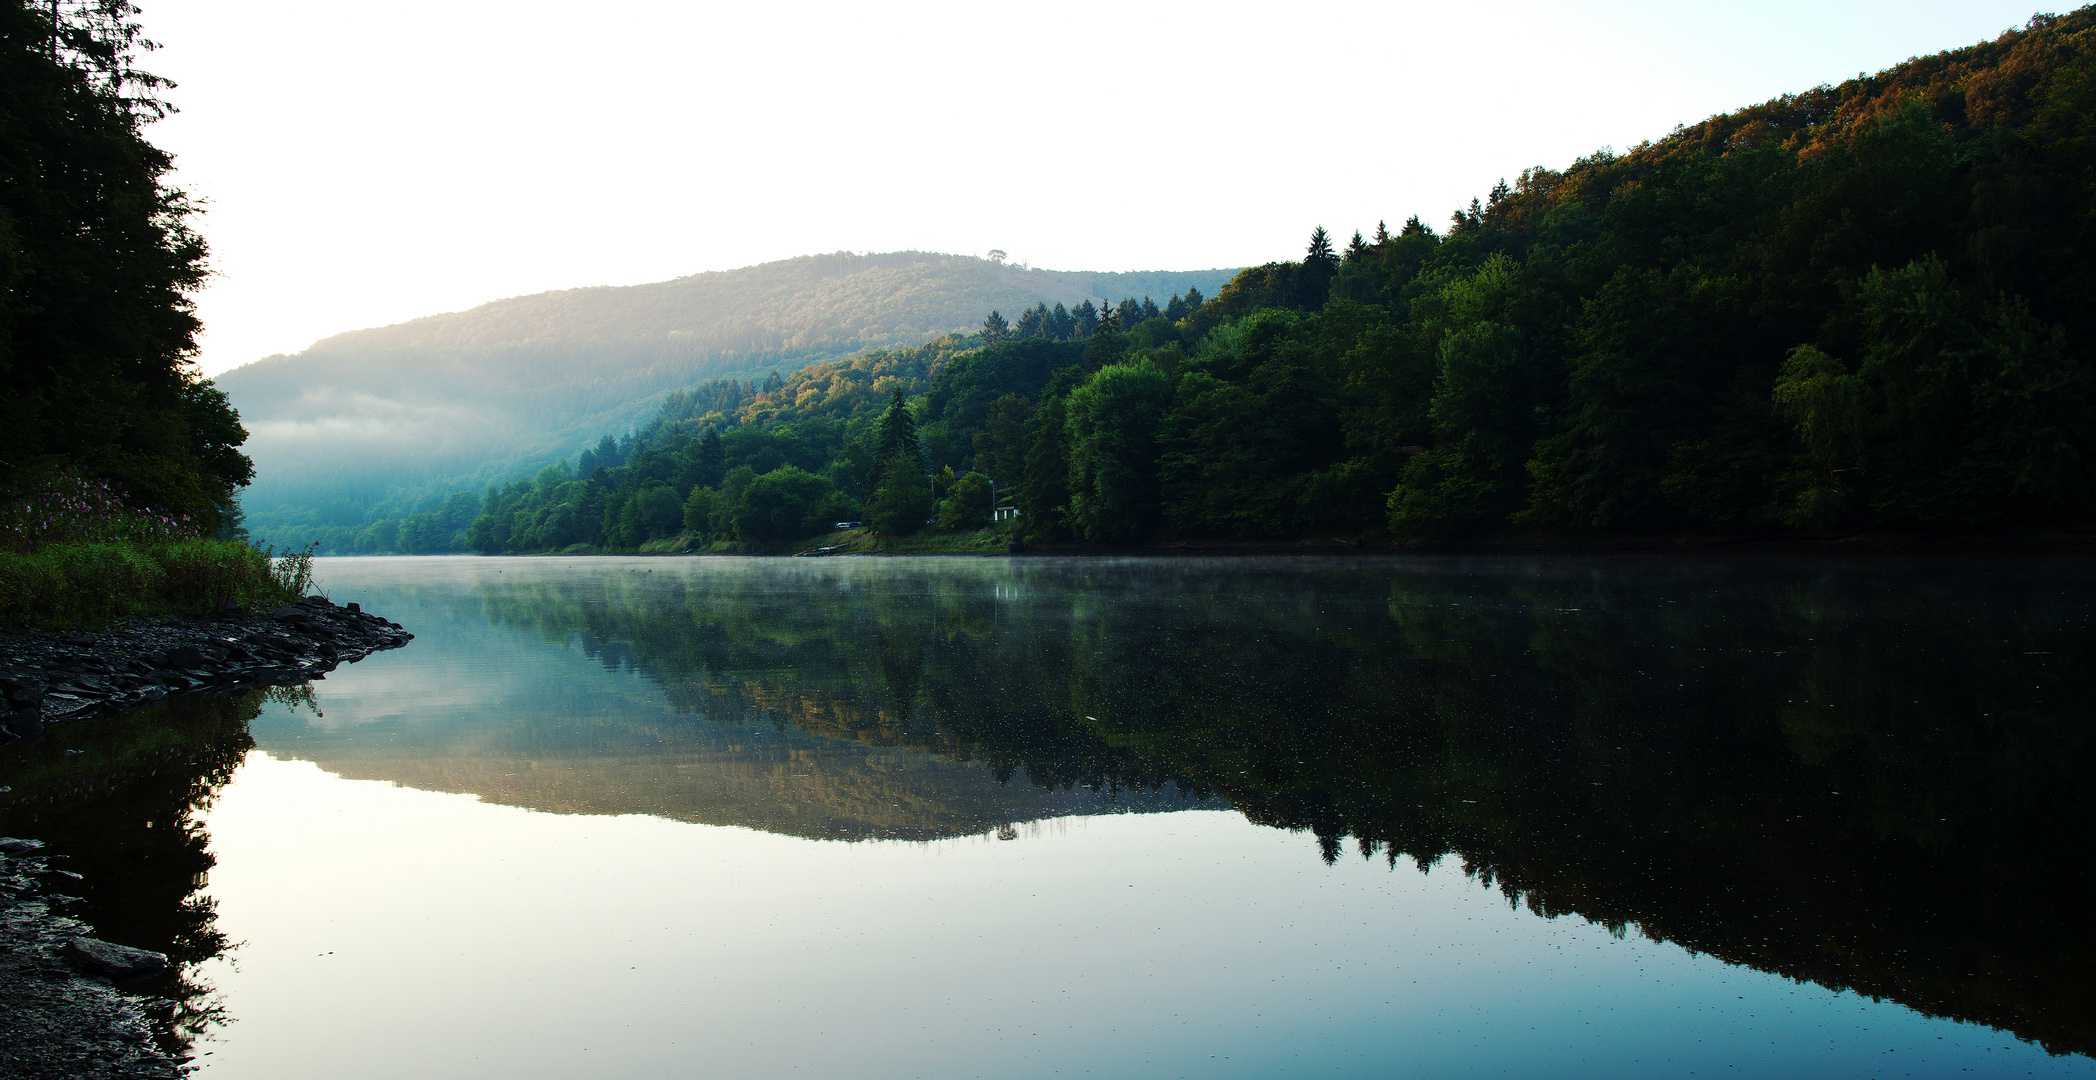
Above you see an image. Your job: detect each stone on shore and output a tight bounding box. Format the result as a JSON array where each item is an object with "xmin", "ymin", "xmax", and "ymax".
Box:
[{"xmin": 62, "ymin": 937, "xmax": 168, "ymax": 981}]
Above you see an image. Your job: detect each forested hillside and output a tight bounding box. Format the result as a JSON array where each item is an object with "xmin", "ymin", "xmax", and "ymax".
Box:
[
  {"xmin": 333, "ymin": 12, "xmax": 2096, "ymax": 554},
  {"xmin": 223, "ymin": 252, "xmax": 1235, "ymax": 545}
]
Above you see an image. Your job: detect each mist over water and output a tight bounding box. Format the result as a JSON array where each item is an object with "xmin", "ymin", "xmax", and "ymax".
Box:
[{"xmin": 5, "ymin": 554, "xmax": 2090, "ymax": 1077}]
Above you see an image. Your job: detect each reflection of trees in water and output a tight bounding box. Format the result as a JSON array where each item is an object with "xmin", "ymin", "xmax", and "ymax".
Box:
[
  {"xmin": 472, "ymin": 557, "xmax": 2095, "ymax": 1057},
  {"xmin": 0, "ymin": 690, "xmax": 263, "ymax": 1061}
]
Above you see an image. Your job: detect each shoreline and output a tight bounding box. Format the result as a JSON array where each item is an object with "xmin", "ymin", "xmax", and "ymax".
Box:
[
  {"xmin": 0, "ymin": 595, "xmax": 414, "ymax": 747},
  {"xmin": 333, "ymin": 526, "xmax": 2096, "ymax": 560},
  {"xmin": 0, "ymin": 837, "xmax": 183, "ymax": 1079},
  {"xmin": 0, "ymin": 597, "xmax": 416, "ymax": 1075}
]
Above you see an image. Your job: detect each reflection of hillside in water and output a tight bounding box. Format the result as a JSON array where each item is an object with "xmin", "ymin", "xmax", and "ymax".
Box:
[
  {"xmin": 269, "ymin": 716, "xmax": 1197, "ymax": 843},
  {"xmin": 406, "ymin": 556, "xmax": 2095, "ymax": 1058},
  {"xmin": 253, "ymin": 564, "xmax": 1207, "ymax": 841}
]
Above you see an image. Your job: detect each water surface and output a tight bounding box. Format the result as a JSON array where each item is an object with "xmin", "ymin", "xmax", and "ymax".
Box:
[{"xmin": 3, "ymin": 554, "xmax": 2089, "ymax": 1077}]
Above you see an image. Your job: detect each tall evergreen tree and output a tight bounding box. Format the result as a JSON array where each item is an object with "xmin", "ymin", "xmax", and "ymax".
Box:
[
  {"xmin": 866, "ymin": 392, "xmax": 929, "ymax": 537},
  {"xmin": 696, "ymin": 427, "xmax": 726, "ymax": 489},
  {"xmin": 982, "ymin": 309, "xmax": 1010, "ymax": 343},
  {"xmin": 1074, "ymin": 299, "xmax": 1099, "ymax": 338},
  {"xmin": 1306, "ymin": 226, "xmax": 1338, "ymax": 267},
  {"xmin": 869, "ymin": 387, "xmax": 921, "ymax": 491},
  {"xmin": 1301, "ymin": 226, "xmax": 1340, "ymax": 309}
]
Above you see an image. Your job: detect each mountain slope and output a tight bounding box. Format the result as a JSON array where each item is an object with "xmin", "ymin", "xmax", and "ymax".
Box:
[{"xmin": 215, "ymin": 251, "xmax": 1237, "ymax": 524}]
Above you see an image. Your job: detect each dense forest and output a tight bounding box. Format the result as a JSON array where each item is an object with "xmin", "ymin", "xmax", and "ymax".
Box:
[
  {"xmin": 0, "ymin": 0, "xmax": 252, "ymax": 534},
  {"xmin": 310, "ymin": 11, "xmax": 2096, "ymax": 554}
]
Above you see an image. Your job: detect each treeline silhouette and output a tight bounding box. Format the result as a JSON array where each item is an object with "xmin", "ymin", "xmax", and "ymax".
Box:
[{"xmin": 0, "ymin": 0, "xmax": 252, "ymax": 531}]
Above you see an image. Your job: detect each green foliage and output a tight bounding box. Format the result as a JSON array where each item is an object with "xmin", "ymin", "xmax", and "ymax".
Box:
[
  {"xmin": 1065, "ymin": 360, "xmax": 1174, "ymax": 541},
  {"xmin": 865, "ymin": 447, "xmax": 933, "ymax": 537},
  {"xmin": 683, "ymin": 486, "xmax": 725, "ymax": 534},
  {"xmin": 1772, "ymin": 345, "xmax": 1869, "ymax": 527},
  {"xmin": 732, "ymin": 466, "xmax": 837, "ymax": 545},
  {"xmin": 937, "ymin": 472, "xmax": 992, "ymax": 531},
  {"xmin": 1391, "ymin": 322, "xmax": 1534, "ymax": 530},
  {"xmin": 1019, "ymin": 396, "xmax": 1073, "ymax": 539}
]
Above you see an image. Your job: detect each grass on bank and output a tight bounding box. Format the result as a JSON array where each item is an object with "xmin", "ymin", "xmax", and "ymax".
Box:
[
  {"xmin": 0, "ymin": 539, "xmax": 318, "ymax": 628},
  {"xmin": 0, "ymin": 476, "xmax": 319, "ymax": 628}
]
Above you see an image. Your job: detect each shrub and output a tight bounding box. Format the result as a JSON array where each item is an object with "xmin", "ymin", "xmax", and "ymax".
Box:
[{"xmin": 732, "ymin": 466, "xmax": 837, "ymax": 546}]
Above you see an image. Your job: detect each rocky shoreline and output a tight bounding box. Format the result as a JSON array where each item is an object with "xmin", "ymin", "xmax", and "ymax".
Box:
[
  {"xmin": 0, "ymin": 595, "xmax": 413, "ymax": 1075},
  {"xmin": 0, "ymin": 837, "xmax": 182, "ymax": 1079},
  {"xmin": 0, "ymin": 595, "xmax": 413, "ymax": 747}
]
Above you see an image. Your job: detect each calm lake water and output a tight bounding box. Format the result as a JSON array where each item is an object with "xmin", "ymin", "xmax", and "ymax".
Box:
[{"xmin": 4, "ymin": 554, "xmax": 2092, "ymax": 1078}]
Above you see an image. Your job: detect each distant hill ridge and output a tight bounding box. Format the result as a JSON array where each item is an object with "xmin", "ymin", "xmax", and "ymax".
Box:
[
  {"xmin": 217, "ymin": 251, "xmax": 1238, "ymax": 526},
  {"xmin": 294, "ymin": 251, "xmax": 1229, "ymax": 359}
]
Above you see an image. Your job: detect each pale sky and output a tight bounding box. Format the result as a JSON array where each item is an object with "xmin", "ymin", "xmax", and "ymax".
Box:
[{"xmin": 140, "ymin": 1, "xmax": 2050, "ymax": 376}]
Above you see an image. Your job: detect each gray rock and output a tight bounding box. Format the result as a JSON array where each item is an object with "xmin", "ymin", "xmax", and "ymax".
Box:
[
  {"xmin": 62, "ymin": 937, "xmax": 167, "ymax": 980},
  {"xmin": 0, "ymin": 837, "xmax": 44, "ymax": 855},
  {"xmin": 162, "ymin": 645, "xmax": 204, "ymax": 668}
]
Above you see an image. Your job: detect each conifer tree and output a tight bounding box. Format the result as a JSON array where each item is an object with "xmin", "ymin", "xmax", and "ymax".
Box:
[
  {"xmin": 1075, "ymin": 299, "xmax": 1099, "ymax": 338},
  {"xmin": 1301, "ymin": 226, "xmax": 1340, "ymax": 309},
  {"xmin": 1374, "ymin": 220, "xmax": 1391, "ymax": 246},
  {"xmin": 696, "ymin": 427, "xmax": 726, "ymax": 489},
  {"xmin": 1050, "ymin": 302, "xmax": 1073, "ymax": 340},
  {"xmin": 1487, "ymin": 178, "xmax": 1511, "ymax": 210},
  {"xmin": 1306, "ymin": 226, "xmax": 1338, "ymax": 268},
  {"xmin": 866, "ymin": 388, "xmax": 930, "ymax": 536},
  {"xmin": 982, "ymin": 309, "xmax": 1010, "ymax": 343},
  {"xmin": 1346, "ymin": 229, "xmax": 1370, "ymax": 262},
  {"xmin": 870, "ymin": 387, "xmax": 921, "ymax": 488}
]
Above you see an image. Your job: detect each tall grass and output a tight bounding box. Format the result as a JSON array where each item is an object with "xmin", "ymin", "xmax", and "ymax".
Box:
[
  {"xmin": 0, "ymin": 475, "xmax": 317, "ymax": 628},
  {"xmin": 0, "ymin": 540, "xmax": 316, "ymax": 627}
]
